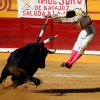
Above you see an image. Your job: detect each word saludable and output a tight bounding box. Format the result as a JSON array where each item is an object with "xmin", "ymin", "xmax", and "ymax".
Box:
[{"xmin": 22, "ymin": 9, "xmax": 66, "ymax": 17}]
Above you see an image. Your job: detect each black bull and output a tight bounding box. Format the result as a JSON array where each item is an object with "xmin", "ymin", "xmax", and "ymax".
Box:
[{"xmin": 0, "ymin": 43, "xmax": 55, "ymax": 88}]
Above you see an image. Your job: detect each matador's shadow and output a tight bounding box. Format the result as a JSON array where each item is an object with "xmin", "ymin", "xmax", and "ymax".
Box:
[{"xmin": 33, "ymin": 87, "xmax": 100, "ymax": 95}]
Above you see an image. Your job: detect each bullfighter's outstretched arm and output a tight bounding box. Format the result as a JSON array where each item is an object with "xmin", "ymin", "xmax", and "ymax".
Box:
[{"xmin": 44, "ymin": 13, "xmax": 82, "ymax": 23}]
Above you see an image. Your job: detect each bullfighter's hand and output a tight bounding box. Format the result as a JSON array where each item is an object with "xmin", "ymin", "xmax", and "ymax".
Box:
[{"xmin": 43, "ymin": 15, "xmax": 52, "ymax": 18}]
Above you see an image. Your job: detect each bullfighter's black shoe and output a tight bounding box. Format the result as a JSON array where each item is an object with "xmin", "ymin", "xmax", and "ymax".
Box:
[{"xmin": 60, "ymin": 62, "xmax": 71, "ymax": 69}]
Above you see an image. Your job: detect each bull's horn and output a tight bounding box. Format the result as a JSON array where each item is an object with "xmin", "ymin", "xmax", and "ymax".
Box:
[
  {"xmin": 43, "ymin": 35, "xmax": 58, "ymax": 44},
  {"xmin": 49, "ymin": 48, "xmax": 56, "ymax": 54},
  {"xmin": 36, "ymin": 19, "xmax": 48, "ymax": 45}
]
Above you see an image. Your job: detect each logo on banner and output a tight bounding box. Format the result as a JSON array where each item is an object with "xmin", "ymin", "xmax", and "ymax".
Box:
[{"xmin": 21, "ymin": 0, "xmax": 33, "ymax": 16}]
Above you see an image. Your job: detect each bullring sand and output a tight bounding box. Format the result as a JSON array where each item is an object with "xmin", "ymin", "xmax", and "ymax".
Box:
[{"xmin": 0, "ymin": 52, "xmax": 99, "ymax": 63}]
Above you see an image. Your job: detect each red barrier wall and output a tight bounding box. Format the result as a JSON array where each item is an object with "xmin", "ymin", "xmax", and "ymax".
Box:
[
  {"xmin": 0, "ymin": 18, "xmax": 100, "ymax": 51},
  {"xmin": 0, "ymin": 18, "xmax": 22, "ymax": 48}
]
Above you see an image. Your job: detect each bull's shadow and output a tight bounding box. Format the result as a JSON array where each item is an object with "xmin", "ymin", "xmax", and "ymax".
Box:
[{"xmin": 34, "ymin": 87, "xmax": 100, "ymax": 95}]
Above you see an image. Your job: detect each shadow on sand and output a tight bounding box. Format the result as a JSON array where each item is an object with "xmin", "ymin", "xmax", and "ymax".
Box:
[{"xmin": 34, "ymin": 87, "xmax": 100, "ymax": 95}]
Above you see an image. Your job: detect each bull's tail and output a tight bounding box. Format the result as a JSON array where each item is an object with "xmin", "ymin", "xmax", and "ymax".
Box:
[
  {"xmin": 0, "ymin": 66, "xmax": 9, "ymax": 84},
  {"xmin": 0, "ymin": 73, "xmax": 7, "ymax": 84},
  {"xmin": 0, "ymin": 64, "xmax": 9, "ymax": 84}
]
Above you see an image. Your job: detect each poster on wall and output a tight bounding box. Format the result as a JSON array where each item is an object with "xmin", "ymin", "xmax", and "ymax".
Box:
[{"xmin": 17, "ymin": 0, "xmax": 86, "ymax": 18}]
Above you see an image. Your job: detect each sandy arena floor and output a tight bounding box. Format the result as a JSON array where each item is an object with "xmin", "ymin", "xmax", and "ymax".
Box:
[{"xmin": 0, "ymin": 53, "xmax": 100, "ymax": 100}]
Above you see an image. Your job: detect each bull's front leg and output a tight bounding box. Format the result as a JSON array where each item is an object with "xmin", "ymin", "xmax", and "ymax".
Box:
[
  {"xmin": 29, "ymin": 77, "xmax": 42, "ymax": 87},
  {"xmin": 19, "ymin": 68, "xmax": 42, "ymax": 87}
]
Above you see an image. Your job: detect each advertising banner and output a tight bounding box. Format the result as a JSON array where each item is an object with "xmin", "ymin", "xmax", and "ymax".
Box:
[{"xmin": 17, "ymin": 0, "xmax": 86, "ymax": 18}]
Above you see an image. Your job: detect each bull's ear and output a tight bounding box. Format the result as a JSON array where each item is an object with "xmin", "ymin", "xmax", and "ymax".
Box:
[{"xmin": 48, "ymin": 48, "xmax": 56, "ymax": 54}]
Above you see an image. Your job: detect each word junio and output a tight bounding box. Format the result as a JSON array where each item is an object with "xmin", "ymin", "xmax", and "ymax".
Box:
[{"xmin": 38, "ymin": 0, "xmax": 82, "ymax": 5}]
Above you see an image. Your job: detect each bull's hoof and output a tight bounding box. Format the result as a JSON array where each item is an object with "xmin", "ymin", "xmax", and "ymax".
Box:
[
  {"xmin": 35, "ymin": 80, "xmax": 41, "ymax": 86},
  {"xmin": 30, "ymin": 77, "xmax": 42, "ymax": 86}
]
